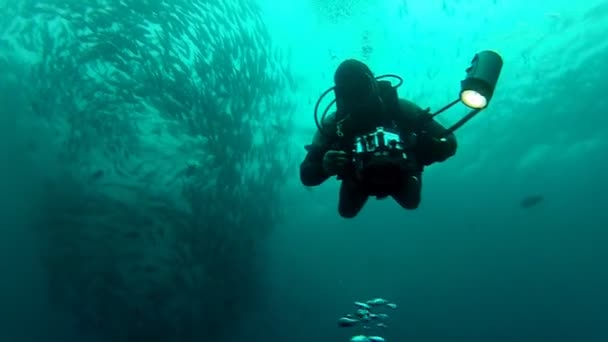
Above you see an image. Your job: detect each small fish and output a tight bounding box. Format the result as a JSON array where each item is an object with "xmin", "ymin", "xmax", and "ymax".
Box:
[
  {"xmin": 377, "ymin": 313, "xmax": 389, "ymax": 319},
  {"xmin": 377, "ymin": 323, "xmax": 388, "ymax": 328},
  {"xmin": 366, "ymin": 298, "xmax": 388, "ymax": 306},
  {"xmin": 386, "ymin": 303, "xmax": 397, "ymax": 309},
  {"xmin": 350, "ymin": 335, "xmax": 370, "ymax": 342},
  {"xmin": 271, "ymin": 123, "xmax": 287, "ymax": 134},
  {"xmin": 184, "ymin": 162, "xmax": 199, "ymax": 177},
  {"xmin": 88, "ymin": 170, "xmax": 104, "ymax": 183},
  {"xmin": 338, "ymin": 317, "xmax": 359, "ymax": 327},
  {"xmin": 355, "ymin": 309, "xmax": 370, "ymax": 317},
  {"xmin": 368, "ymin": 336, "xmax": 385, "ymax": 342},
  {"xmin": 520, "ymin": 194, "xmax": 544, "ymax": 209},
  {"xmin": 354, "ymin": 301, "xmax": 371, "ymax": 310}
]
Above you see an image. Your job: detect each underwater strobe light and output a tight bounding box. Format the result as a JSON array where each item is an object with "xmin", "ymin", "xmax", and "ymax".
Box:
[
  {"xmin": 460, "ymin": 50, "xmax": 503, "ymax": 109},
  {"xmin": 429, "ymin": 50, "xmax": 503, "ymax": 136}
]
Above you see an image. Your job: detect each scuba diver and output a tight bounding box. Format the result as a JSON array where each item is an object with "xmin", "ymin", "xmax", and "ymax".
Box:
[{"xmin": 299, "ymin": 59, "xmax": 457, "ymax": 218}]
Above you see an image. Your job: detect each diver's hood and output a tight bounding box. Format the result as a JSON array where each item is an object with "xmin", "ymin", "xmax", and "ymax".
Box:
[
  {"xmin": 333, "ymin": 59, "xmax": 377, "ymax": 113},
  {"xmin": 313, "ymin": 72, "xmax": 404, "ymax": 138}
]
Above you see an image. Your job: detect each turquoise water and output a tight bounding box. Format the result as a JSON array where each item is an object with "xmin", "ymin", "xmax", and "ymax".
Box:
[{"xmin": 1, "ymin": 0, "xmax": 606, "ymax": 341}]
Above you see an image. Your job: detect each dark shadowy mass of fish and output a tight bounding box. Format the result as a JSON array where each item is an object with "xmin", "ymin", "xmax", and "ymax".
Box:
[{"xmin": 0, "ymin": 0, "xmax": 295, "ymax": 341}]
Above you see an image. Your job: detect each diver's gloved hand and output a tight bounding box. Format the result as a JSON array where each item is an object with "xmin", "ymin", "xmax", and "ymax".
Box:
[
  {"xmin": 323, "ymin": 150, "xmax": 350, "ymax": 176},
  {"xmin": 416, "ymin": 133, "xmax": 448, "ymax": 165}
]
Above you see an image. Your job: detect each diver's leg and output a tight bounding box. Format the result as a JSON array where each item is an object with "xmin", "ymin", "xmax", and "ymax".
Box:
[
  {"xmin": 391, "ymin": 172, "xmax": 422, "ymax": 209},
  {"xmin": 338, "ymin": 179, "xmax": 369, "ymax": 218}
]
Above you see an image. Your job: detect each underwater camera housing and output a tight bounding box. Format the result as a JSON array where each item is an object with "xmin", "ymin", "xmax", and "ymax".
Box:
[
  {"xmin": 351, "ymin": 126, "xmax": 412, "ymax": 177},
  {"xmin": 353, "ymin": 127, "xmax": 406, "ymax": 156}
]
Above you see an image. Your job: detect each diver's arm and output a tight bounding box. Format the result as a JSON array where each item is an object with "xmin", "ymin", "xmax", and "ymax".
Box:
[
  {"xmin": 423, "ymin": 123, "xmax": 457, "ymax": 163},
  {"xmin": 398, "ymin": 99, "xmax": 457, "ymax": 164},
  {"xmin": 418, "ymin": 114, "xmax": 457, "ymax": 163},
  {"xmin": 300, "ymin": 130, "xmax": 331, "ymax": 186}
]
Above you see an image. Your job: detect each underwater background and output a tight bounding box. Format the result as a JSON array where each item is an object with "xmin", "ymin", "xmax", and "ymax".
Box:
[{"xmin": 1, "ymin": 0, "xmax": 607, "ymax": 341}]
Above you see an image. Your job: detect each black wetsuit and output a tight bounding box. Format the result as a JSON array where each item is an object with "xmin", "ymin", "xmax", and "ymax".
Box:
[{"xmin": 300, "ymin": 81, "xmax": 457, "ymax": 218}]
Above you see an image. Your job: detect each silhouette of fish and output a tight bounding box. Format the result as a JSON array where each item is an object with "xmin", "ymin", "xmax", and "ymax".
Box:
[
  {"xmin": 88, "ymin": 169, "xmax": 104, "ymax": 183},
  {"xmin": 520, "ymin": 194, "xmax": 544, "ymax": 208}
]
